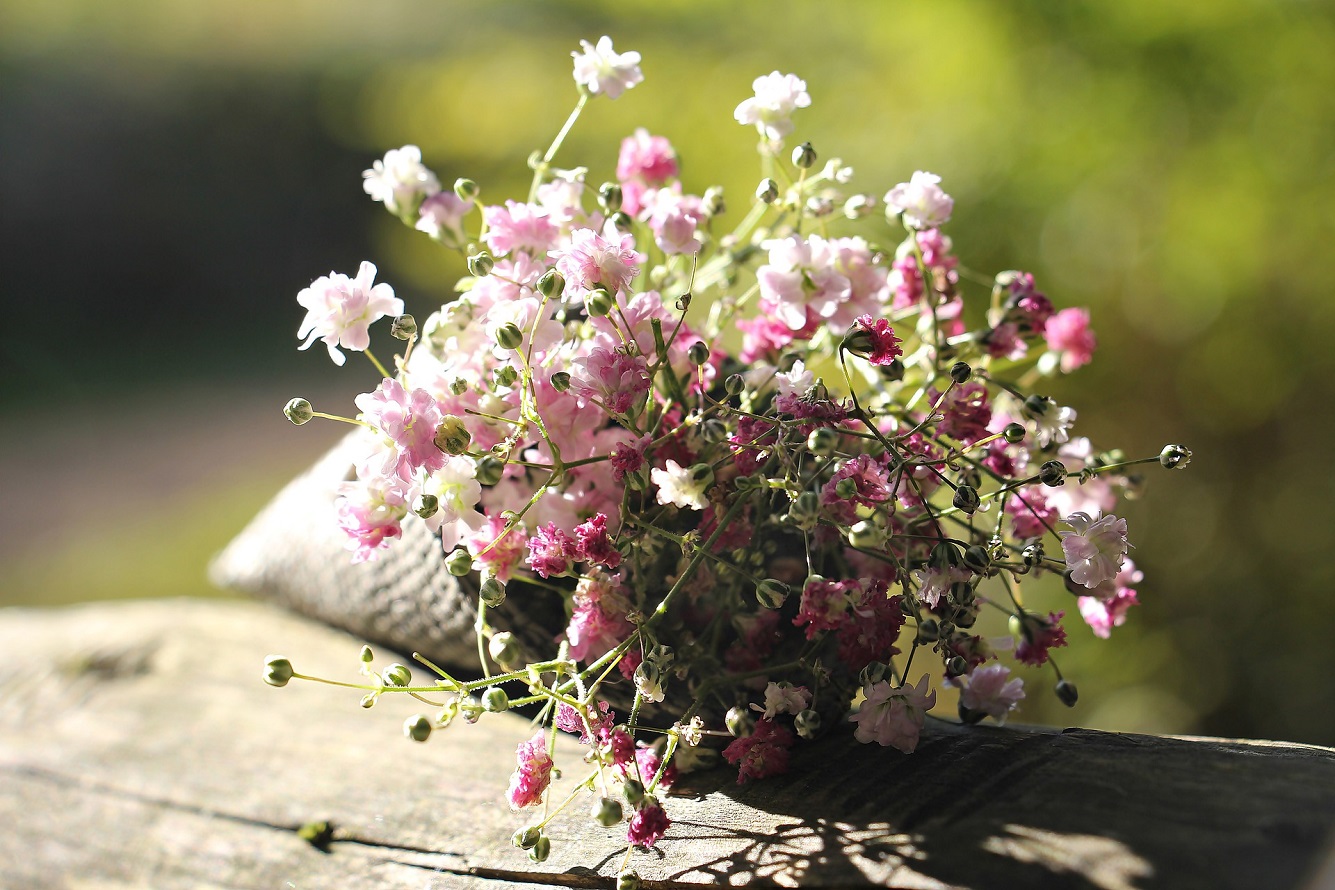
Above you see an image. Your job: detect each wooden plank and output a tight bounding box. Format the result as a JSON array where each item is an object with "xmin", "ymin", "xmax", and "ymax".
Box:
[{"xmin": 1, "ymin": 598, "xmax": 1332, "ymax": 890}]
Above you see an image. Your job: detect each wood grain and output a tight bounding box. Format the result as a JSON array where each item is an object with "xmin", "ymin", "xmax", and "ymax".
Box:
[{"xmin": 2, "ymin": 598, "xmax": 1332, "ymax": 890}]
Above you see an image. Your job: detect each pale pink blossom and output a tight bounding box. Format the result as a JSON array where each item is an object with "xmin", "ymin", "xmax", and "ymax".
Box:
[
  {"xmin": 617, "ymin": 129, "xmax": 678, "ymax": 187},
  {"xmin": 1060, "ymin": 512, "xmax": 1130, "ymax": 589},
  {"xmin": 1078, "ymin": 559, "xmax": 1143, "ymax": 638},
  {"xmin": 354, "ymin": 378, "xmax": 445, "ymax": 482},
  {"xmin": 910, "ymin": 565, "xmax": 973, "ymax": 609},
  {"xmin": 335, "ymin": 479, "xmax": 407, "ymax": 563},
  {"xmin": 1043, "ymin": 308, "xmax": 1097, "ymax": 373},
  {"xmin": 464, "ymin": 514, "xmax": 528, "ymax": 583},
  {"xmin": 773, "ymin": 360, "xmax": 813, "ymax": 398},
  {"xmin": 506, "ymin": 732, "xmax": 553, "ymax": 809},
  {"xmin": 420, "ymin": 456, "xmax": 485, "ymax": 540},
  {"xmin": 482, "ymin": 201, "xmax": 558, "ymax": 256},
  {"xmin": 297, "ymin": 261, "xmax": 403, "ymax": 366},
  {"xmin": 565, "ymin": 576, "xmax": 633, "ymax": 663},
  {"xmin": 751, "ymin": 682, "xmax": 812, "ymax": 720},
  {"xmin": 757, "ymin": 235, "xmax": 851, "ymax": 331},
  {"xmin": 416, "ymin": 191, "xmax": 473, "ymax": 244},
  {"xmin": 571, "ymin": 36, "xmax": 643, "ymax": 100},
  {"xmin": 551, "ymin": 227, "xmax": 640, "ymax": 296},
  {"xmin": 851, "ymin": 675, "xmax": 936, "ymax": 752},
  {"xmin": 568, "ymin": 346, "xmax": 650, "ymax": 416},
  {"xmin": 734, "ymin": 71, "xmax": 811, "ymax": 141},
  {"xmin": 362, "ymin": 145, "xmax": 439, "ymax": 217},
  {"xmin": 884, "ymin": 171, "xmax": 954, "ymax": 229},
  {"xmin": 954, "ymin": 664, "xmax": 1025, "ymax": 723},
  {"xmin": 651, "ymin": 459, "xmax": 710, "ymax": 510},
  {"xmin": 647, "ymin": 197, "xmax": 703, "ymax": 255},
  {"xmin": 526, "ymin": 522, "xmax": 578, "ymax": 579}
]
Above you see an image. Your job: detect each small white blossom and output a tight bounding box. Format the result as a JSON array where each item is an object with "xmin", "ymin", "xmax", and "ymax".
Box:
[
  {"xmin": 884, "ymin": 171, "xmax": 954, "ymax": 229},
  {"xmin": 363, "ymin": 145, "xmax": 440, "ymax": 217},
  {"xmin": 734, "ymin": 72, "xmax": 811, "ymax": 141},
  {"xmin": 910, "ymin": 565, "xmax": 973, "ymax": 609},
  {"xmin": 1032, "ymin": 404, "xmax": 1078, "ymax": 448},
  {"xmin": 296, "ymin": 261, "xmax": 403, "ymax": 366},
  {"xmin": 1059, "ymin": 511, "xmax": 1130, "ymax": 589},
  {"xmin": 953, "ymin": 664, "xmax": 1025, "ymax": 723},
  {"xmin": 774, "ymin": 360, "xmax": 814, "ymax": 398},
  {"xmin": 651, "ymin": 459, "xmax": 709, "ymax": 511},
  {"xmin": 751, "ymin": 682, "xmax": 811, "ymax": 720},
  {"xmin": 571, "ymin": 36, "xmax": 643, "ymax": 100}
]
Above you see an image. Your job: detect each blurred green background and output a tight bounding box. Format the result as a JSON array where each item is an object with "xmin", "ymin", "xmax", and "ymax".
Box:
[{"xmin": 3, "ymin": 0, "xmax": 1333, "ymax": 744}]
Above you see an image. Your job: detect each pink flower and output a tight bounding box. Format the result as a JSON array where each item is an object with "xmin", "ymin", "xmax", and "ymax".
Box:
[
  {"xmin": 1043, "ymin": 308, "xmax": 1097, "ymax": 373},
  {"xmin": 609, "ymin": 727, "xmax": 636, "ymax": 767},
  {"xmin": 734, "ymin": 71, "xmax": 811, "ymax": 141},
  {"xmin": 1060, "ymin": 511, "xmax": 1130, "ymax": 589},
  {"xmin": 297, "ymin": 261, "xmax": 403, "ymax": 366},
  {"xmin": 617, "ymin": 129, "xmax": 678, "ymax": 188},
  {"xmin": 850, "ymin": 315, "xmax": 903, "ymax": 365},
  {"xmin": 1015, "ymin": 611, "xmax": 1069, "ymax": 666},
  {"xmin": 1077, "ymin": 559, "xmax": 1143, "ymax": 638},
  {"xmin": 555, "ymin": 699, "xmax": 614, "ymax": 745},
  {"xmin": 565, "ymin": 576, "xmax": 633, "ymax": 663},
  {"xmin": 1007, "ymin": 491, "xmax": 1059, "ymax": 541},
  {"xmin": 464, "ymin": 514, "xmax": 528, "ymax": 583},
  {"xmin": 551, "ymin": 228, "xmax": 640, "ymax": 296},
  {"xmin": 954, "ymin": 664, "xmax": 1025, "ymax": 723},
  {"xmin": 884, "ymin": 171, "xmax": 954, "ymax": 229},
  {"xmin": 737, "ymin": 313, "xmax": 803, "ymax": 362},
  {"xmin": 609, "ymin": 436, "xmax": 649, "ymax": 482},
  {"xmin": 722, "ymin": 719, "xmax": 795, "ymax": 783},
  {"xmin": 836, "ymin": 581, "xmax": 904, "ymax": 672},
  {"xmin": 568, "ymin": 346, "xmax": 650, "ymax": 416},
  {"xmin": 571, "ymin": 36, "xmax": 643, "ymax": 100},
  {"xmin": 334, "ymin": 480, "xmax": 407, "ymax": 563},
  {"xmin": 648, "ymin": 198, "xmax": 703, "ymax": 255},
  {"xmin": 820, "ymin": 454, "xmax": 892, "ymax": 524},
  {"xmin": 627, "ymin": 800, "xmax": 670, "ymax": 848},
  {"xmin": 506, "ymin": 732, "xmax": 553, "ymax": 809},
  {"xmin": 526, "ymin": 522, "xmax": 578, "ymax": 579},
  {"xmin": 1004, "ymin": 272, "xmax": 1054, "ymax": 331},
  {"xmin": 793, "ymin": 577, "xmax": 860, "ymax": 638},
  {"xmin": 909, "ymin": 565, "xmax": 972, "ymax": 610},
  {"xmin": 482, "ymin": 201, "xmax": 558, "ymax": 256},
  {"xmin": 354, "ymin": 378, "xmax": 445, "ymax": 482},
  {"xmin": 757, "ymin": 235, "xmax": 850, "ymax": 331},
  {"xmin": 633, "ymin": 745, "xmax": 677, "ymax": 789},
  {"xmin": 934, "ymin": 381, "xmax": 992, "ymax": 443},
  {"xmin": 362, "ymin": 145, "xmax": 439, "ymax": 217},
  {"xmin": 851, "ymin": 676, "xmax": 936, "ymax": 752},
  {"xmin": 416, "ymin": 191, "xmax": 472, "ymax": 244},
  {"xmin": 574, "ymin": 512, "xmax": 621, "ymax": 570}
]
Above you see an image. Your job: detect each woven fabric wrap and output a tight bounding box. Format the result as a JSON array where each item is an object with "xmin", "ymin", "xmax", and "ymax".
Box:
[{"xmin": 209, "ymin": 430, "xmax": 561, "ymax": 675}]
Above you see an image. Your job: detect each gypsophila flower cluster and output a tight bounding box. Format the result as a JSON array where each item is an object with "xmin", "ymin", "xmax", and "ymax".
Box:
[{"xmin": 268, "ymin": 36, "xmax": 1190, "ymax": 872}]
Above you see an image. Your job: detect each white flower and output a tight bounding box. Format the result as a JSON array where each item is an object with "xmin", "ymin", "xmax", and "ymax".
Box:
[
  {"xmin": 1059, "ymin": 511, "xmax": 1130, "ymax": 589},
  {"xmin": 1032, "ymin": 403, "xmax": 1077, "ymax": 448},
  {"xmin": 297, "ymin": 261, "xmax": 403, "ymax": 366},
  {"xmin": 910, "ymin": 565, "xmax": 973, "ymax": 609},
  {"xmin": 884, "ymin": 171, "xmax": 954, "ymax": 229},
  {"xmin": 651, "ymin": 459, "xmax": 710, "ymax": 511},
  {"xmin": 571, "ymin": 36, "xmax": 643, "ymax": 100},
  {"xmin": 421, "ymin": 456, "xmax": 485, "ymax": 544},
  {"xmin": 774, "ymin": 360, "xmax": 814, "ymax": 398},
  {"xmin": 751, "ymin": 682, "xmax": 811, "ymax": 720},
  {"xmin": 734, "ymin": 71, "xmax": 811, "ymax": 141},
  {"xmin": 954, "ymin": 664, "xmax": 1025, "ymax": 724},
  {"xmin": 362, "ymin": 145, "xmax": 439, "ymax": 217}
]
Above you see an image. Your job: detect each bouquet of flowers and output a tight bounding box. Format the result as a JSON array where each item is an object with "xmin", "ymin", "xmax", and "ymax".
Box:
[{"xmin": 262, "ymin": 36, "xmax": 1190, "ymax": 876}]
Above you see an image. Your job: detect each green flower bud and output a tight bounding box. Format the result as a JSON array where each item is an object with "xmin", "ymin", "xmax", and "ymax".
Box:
[
  {"xmin": 454, "ymin": 178, "xmax": 479, "ymax": 201},
  {"xmin": 954, "ymin": 606, "xmax": 978, "ymax": 629},
  {"xmin": 807, "ymin": 426, "xmax": 838, "ymax": 456},
  {"xmin": 962, "ymin": 544, "xmax": 990, "ymax": 572},
  {"xmin": 917, "ymin": 619, "xmax": 940, "ymax": 643},
  {"xmin": 949, "ymin": 361, "xmax": 972, "ymax": 384},
  {"xmin": 953, "ymin": 484, "xmax": 981, "ymax": 514},
  {"xmin": 848, "ymin": 520, "xmax": 885, "ymax": 550},
  {"xmin": 700, "ymin": 417, "xmax": 728, "ymax": 444},
  {"xmin": 445, "ymin": 548, "xmax": 473, "ymax": 577},
  {"xmin": 794, "ymin": 708, "xmax": 821, "ymax": 740},
  {"xmin": 459, "ymin": 695, "xmax": 485, "ymax": 724},
  {"xmin": 513, "ymin": 826, "xmax": 541, "ymax": 850},
  {"xmin": 359, "ymin": 693, "xmax": 377, "ymax": 708},
  {"xmin": 756, "ymin": 178, "xmax": 780, "ymax": 204},
  {"xmin": 834, "ymin": 477, "xmax": 859, "ymax": 500},
  {"xmin": 609, "ymin": 211, "xmax": 633, "ymax": 233},
  {"xmin": 930, "ymin": 540, "xmax": 962, "ymax": 569},
  {"xmin": 598, "ymin": 182, "xmax": 623, "ymax": 213},
  {"xmin": 843, "ymin": 194, "xmax": 876, "ymax": 219},
  {"xmin": 1160, "ymin": 443, "xmax": 1192, "ymax": 470},
  {"xmin": 493, "ymin": 364, "xmax": 519, "ymax": 387},
  {"xmin": 475, "ymin": 454, "xmax": 504, "ymax": 486},
  {"xmin": 725, "ymin": 706, "xmax": 754, "ymax": 738},
  {"xmin": 549, "ymin": 371, "xmax": 572, "ymax": 393},
  {"xmin": 950, "ymin": 581, "xmax": 976, "ymax": 607},
  {"xmin": 1024, "ymin": 394, "xmax": 1052, "ymax": 418},
  {"xmin": 495, "ymin": 322, "xmax": 524, "ymax": 350},
  {"xmin": 434, "ymin": 415, "xmax": 472, "ymax": 455},
  {"xmin": 404, "ymin": 714, "xmax": 432, "ymax": 742},
  {"xmin": 479, "ymin": 577, "xmax": 507, "ymax": 608},
  {"xmin": 263, "ymin": 656, "xmax": 293, "ymax": 687},
  {"xmin": 1022, "ymin": 542, "xmax": 1045, "ymax": 568},
  {"xmin": 584, "ymin": 287, "xmax": 615, "ymax": 318},
  {"xmin": 283, "ymin": 398, "xmax": 313, "ymax": 425},
  {"xmin": 450, "ymin": 377, "xmax": 469, "ymax": 395},
  {"xmin": 756, "ymin": 579, "xmax": 789, "ymax": 609},
  {"xmin": 383, "ymin": 663, "xmax": 411, "ymax": 687},
  {"xmin": 1056, "ymin": 679, "xmax": 1079, "ymax": 707},
  {"xmin": 467, "ymin": 252, "xmax": 495, "ymax": 278},
  {"xmin": 618, "ymin": 870, "xmax": 642, "ymax": 890},
  {"xmin": 414, "ymin": 494, "xmax": 439, "ymax": 519},
  {"xmin": 1003, "ymin": 422, "xmax": 1026, "ymax": 444},
  {"xmin": 481, "ymin": 686, "xmax": 510, "ymax": 712},
  {"xmin": 359, "ymin": 645, "xmax": 374, "ymax": 663},
  {"xmin": 488, "ymin": 631, "xmax": 521, "ymax": 669},
  {"xmin": 859, "ymin": 661, "xmax": 889, "ymax": 686},
  {"xmin": 688, "ymin": 463, "xmax": 714, "ymax": 488},
  {"xmin": 946, "ymin": 655, "xmax": 969, "ymax": 677},
  {"xmin": 1039, "ymin": 460, "xmax": 1068, "ymax": 487},
  {"xmin": 724, "ymin": 373, "xmax": 745, "ymax": 396},
  {"xmin": 703, "ymin": 186, "xmax": 725, "ymax": 217},
  {"xmin": 593, "ymin": 797, "xmax": 624, "ymax": 827},
  {"xmin": 622, "ymin": 778, "xmax": 645, "ymax": 805},
  {"xmin": 786, "ymin": 491, "xmax": 821, "ymax": 530},
  {"xmin": 537, "ymin": 268, "xmax": 565, "ymax": 299},
  {"xmin": 687, "ymin": 340, "xmax": 710, "ymax": 366},
  {"xmin": 390, "ymin": 314, "xmax": 417, "ymax": 340},
  {"xmin": 792, "ymin": 141, "xmax": 817, "ymax": 169},
  {"xmin": 879, "ymin": 358, "xmax": 906, "ymax": 382}
]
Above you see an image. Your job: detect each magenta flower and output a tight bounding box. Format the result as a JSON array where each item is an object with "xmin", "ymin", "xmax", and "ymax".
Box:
[
  {"xmin": 836, "ymin": 581, "xmax": 905, "ymax": 672},
  {"xmin": 609, "ymin": 436, "xmax": 649, "ymax": 482},
  {"xmin": 934, "ymin": 381, "xmax": 992, "ymax": 443},
  {"xmin": 627, "ymin": 800, "xmax": 670, "ymax": 848},
  {"xmin": 506, "ymin": 732, "xmax": 553, "ymax": 809},
  {"xmin": 1059, "ymin": 511, "xmax": 1130, "ymax": 589},
  {"xmin": 617, "ymin": 129, "xmax": 678, "ymax": 188},
  {"xmin": 354, "ymin": 378, "xmax": 446, "ymax": 482},
  {"xmin": 574, "ymin": 512, "xmax": 621, "ymax": 570},
  {"xmin": 1015, "ymin": 611, "xmax": 1069, "ymax": 667},
  {"xmin": 564, "ymin": 576, "xmax": 633, "ymax": 663},
  {"xmin": 850, "ymin": 675, "xmax": 936, "ymax": 752},
  {"xmin": 526, "ymin": 522, "xmax": 578, "ymax": 579},
  {"xmin": 464, "ymin": 514, "xmax": 528, "ymax": 583},
  {"xmin": 1044, "ymin": 308, "xmax": 1097, "ymax": 373},
  {"xmin": 851, "ymin": 315, "xmax": 904, "ymax": 365},
  {"xmin": 334, "ymin": 480, "xmax": 407, "ymax": 564},
  {"xmin": 554, "ymin": 699, "xmax": 614, "ymax": 745},
  {"xmin": 568, "ymin": 346, "xmax": 650, "ymax": 416},
  {"xmin": 793, "ymin": 577, "xmax": 860, "ymax": 638},
  {"xmin": 1007, "ymin": 491, "xmax": 1060, "ymax": 540},
  {"xmin": 820, "ymin": 454, "xmax": 892, "ymax": 524},
  {"xmin": 722, "ymin": 719, "xmax": 796, "ymax": 784},
  {"xmin": 551, "ymin": 228, "xmax": 640, "ymax": 296},
  {"xmin": 297, "ymin": 261, "xmax": 403, "ymax": 366}
]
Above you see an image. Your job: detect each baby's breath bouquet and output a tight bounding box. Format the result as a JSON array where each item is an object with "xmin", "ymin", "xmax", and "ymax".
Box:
[{"xmin": 263, "ymin": 36, "xmax": 1190, "ymax": 874}]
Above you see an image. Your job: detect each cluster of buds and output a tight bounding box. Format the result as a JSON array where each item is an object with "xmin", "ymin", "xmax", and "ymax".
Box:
[{"xmin": 273, "ymin": 36, "xmax": 1188, "ymax": 865}]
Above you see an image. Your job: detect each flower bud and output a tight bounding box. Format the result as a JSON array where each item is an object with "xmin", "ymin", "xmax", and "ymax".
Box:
[
  {"xmin": 700, "ymin": 418, "xmax": 728, "ymax": 444},
  {"xmin": 946, "ymin": 655, "xmax": 969, "ymax": 677},
  {"xmin": 807, "ymin": 426, "xmax": 838, "ymax": 456},
  {"xmin": 962, "ymin": 545, "xmax": 990, "ymax": 572},
  {"xmin": 954, "ymin": 606, "xmax": 978, "ymax": 629},
  {"xmin": 488, "ymin": 631, "xmax": 521, "ymax": 669},
  {"xmin": 688, "ymin": 463, "xmax": 714, "ymax": 488},
  {"xmin": 1023, "ymin": 394, "xmax": 1052, "ymax": 418},
  {"xmin": 794, "ymin": 708, "xmax": 821, "ymax": 740},
  {"xmin": 848, "ymin": 520, "xmax": 885, "ymax": 550},
  {"xmin": 844, "ymin": 194, "xmax": 876, "ymax": 219},
  {"xmin": 756, "ymin": 579, "xmax": 789, "ymax": 609},
  {"xmin": 879, "ymin": 358, "xmax": 906, "ymax": 382},
  {"xmin": 792, "ymin": 141, "xmax": 817, "ymax": 169},
  {"xmin": 1039, "ymin": 460, "xmax": 1067, "ymax": 487},
  {"xmin": 725, "ymin": 706, "xmax": 755, "ymax": 738},
  {"xmin": 859, "ymin": 661, "xmax": 889, "ymax": 686},
  {"xmin": 390, "ymin": 314, "xmax": 417, "ymax": 340},
  {"xmin": 618, "ymin": 871, "xmax": 642, "ymax": 890},
  {"xmin": 404, "ymin": 714, "xmax": 432, "ymax": 742},
  {"xmin": 1056, "ymin": 679, "xmax": 1079, "ymax": 707},
  {"xmin": 584, "ymin": 287, "xmax": 615, "ymax": 318},
  {"xmin": 756, "ymin": 178, "xmax": 780, "ymax": 204},
  {"xmin": 454, "ymin": 178, "xmax": 479, "ymax": 202},
  {"xmin": 622, "ymin": 778, "xmax": 645, "ymax": 805},
  {"xmin": 930, "ymin": 540, "xmax": 962, "ymax": 569},
  {"xmin": 598, "ymin": 182, "xmax": 623, "ymax": 213},
  {"xmin": 359, "ymin": 645, "xmax": 374, "ymax": 663},
  {"xmin": 479, "ymin": 577, "xmax": 507, "ymax": 608},
  {"xmin": 703, "ymin": 186, "xmax": 726, "ymax": 217},
  {"xmin": 687, "ymin": 340, "xmax": 710, "ymax": 366},
  {"xmin": 513, "ymin": 826, "xmax": 541, "ymax": 850},
  {"xmin": 1022, "ymin": 542, "xmax": 1045, "ymax": 568},
  {"xmin": 383, "ymin": 663, "xmax": 411, "ymax": 687},
  {"xmin": 450, "ymin": 377, "xmax": 469, "ymax": 395},
  {"xmin": 593, "ymin": 797, "xmax": 624, "ymax": 827},
  {"xmin": 528, "ymin": 835, "xmax": 551, "ymax": 863},
  {"xmin": 917, "ymin": 619, "xmax": 940, "ymax": 643},
  {"xmin": 459, "ymin": 695, "xmax": 485, "ymax": 723},
  {"xmin": 263, "ymin": 656, "xmax": 294, "ymax": 687},
  {"xmin": 434, "ymin": 415, "xmax": 472, "ymax": 455},
  {"xmin": 953, "ymin": 485, "xmax": 981, "ymax": 514},
  {"xmin": 495, "ymin": 322, "xmax": 524, "ymax": 350},
  {"xmin": 834, "ymin": 476, "xmax": 859, "ymax": 500},
  {"xmin": 949, "ymin": 361, "xmax": 972, "ymax": 384},
  {"xmin": 283, "ymin": 398, "xmax": 313, "ymax": 426},
  {"xmin": 786, "ymin": 491, "xmax": 821, "ymax": 530},
  {"xmin": 414, "ymin": 493, "xmax": 439, "ymax": 519},
  {"xmin": 537, "ymin": 268, "xmax": 565, "ymax": 299},
  {"xmin": 475, "ymin": 454, "xmax": 504, "ymax": 486},
  {"xmin": 1160, "ymin": 443, "xmax": 1192, "ymax": 470},
  {"xmin": 950, "ymin": 581, "xmax": 976, "ymax": 607},
  {"xmin": 467, "ymin": 252, "xmax": 495, "ymax": 278},
  {"xmin": 724, "ymin": 373, "xmax": 745, "ymax": 396},
  {"xmin": 360, "ymin": 693, "xmax": 377, "ymax": 708},
  {"xmin": 609, "ymin": 210, "xmax": 634, "ymax": 233},
  {"xmin": 481, "ymin": 686, "xmax": 510, "ymax": 712},
  {"xmin": 1003, "ymin": 422, "xmax": 1026, "ymax": 444},
  {"xmin": 445, "ymin": 548, "xmax": 473, "ymax": 577},
  {"xmin": 493, "ymin": 364, "xmax": 518, "ymax": 387},
  {"xmin": 634, "ymin": 661, "xmax": 664, "ymax": 702}
]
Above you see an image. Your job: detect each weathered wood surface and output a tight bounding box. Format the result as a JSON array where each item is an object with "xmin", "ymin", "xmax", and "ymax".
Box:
[{"xmin": 1, "ymin": 599, "xmax": 1333, "ymax": 890}]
